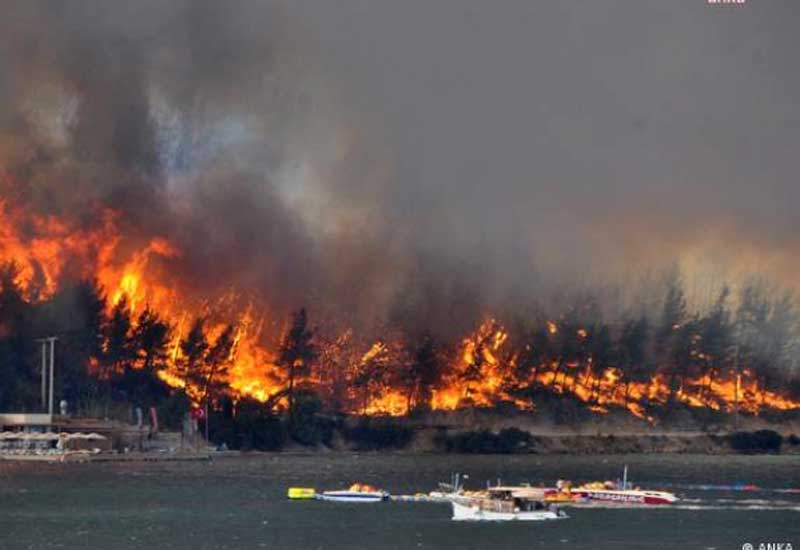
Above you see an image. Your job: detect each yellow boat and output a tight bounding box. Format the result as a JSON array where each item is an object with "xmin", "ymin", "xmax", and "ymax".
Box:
[{"xmin": 287, "ymin": 487, "xmax": 316, "ymax": 500}]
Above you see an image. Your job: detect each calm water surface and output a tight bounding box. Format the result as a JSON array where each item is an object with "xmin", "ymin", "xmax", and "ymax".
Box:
[{"xmin": 1, "ymin": 454, "xmax": 799, "ymax": 550}]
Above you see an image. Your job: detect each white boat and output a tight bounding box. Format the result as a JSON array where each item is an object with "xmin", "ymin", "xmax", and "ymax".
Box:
[
  {"xmin": 451, "ymin": 500, "xmax": 566, "ymax": 521},
  {"xmin": 317, "ymin": 490, "xmax": 388, "ymax": 503},
  {"xmin": 451, "ymin": 486, "xmax": 567, "ymax": 521},
  {"xmin": 317, "ymin": 483, "xmax": 389, "ymax": 503}
]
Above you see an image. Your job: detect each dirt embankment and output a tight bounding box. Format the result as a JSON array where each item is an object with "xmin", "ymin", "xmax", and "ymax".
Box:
[{"xmin": 335, "ymin": 409, "xmax": 800, "ymax": 454}]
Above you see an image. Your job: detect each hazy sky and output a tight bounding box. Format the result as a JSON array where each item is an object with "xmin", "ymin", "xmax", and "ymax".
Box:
[
  {"xmin": 1, "ymin": 0, "xmax": 799, "ymax": 332},
  {"xmin": 283, "ymin": 0, "xmax": 800, "ymax": 288}
]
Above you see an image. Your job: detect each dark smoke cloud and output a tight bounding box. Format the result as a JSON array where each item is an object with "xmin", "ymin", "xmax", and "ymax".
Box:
[
  {"xmin": 1, "ymin": 0, "xmax": 799, "ymax": 337},
  {"xmin": 1, "ymin": 0, "xmax": 321, "ymax": 318}
]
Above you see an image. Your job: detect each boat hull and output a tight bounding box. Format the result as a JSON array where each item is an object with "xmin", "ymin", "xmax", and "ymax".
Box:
[
  {"xmin": 569, "ymin": 489, "xmax": 677, "ymax": 506},
  {"xmin": 317, "ymin": 491, "xmax": 387, "ymax": 503},
  {"xmin": 451, "ymin": 501, "xmax": 566, "ymax": 521}
]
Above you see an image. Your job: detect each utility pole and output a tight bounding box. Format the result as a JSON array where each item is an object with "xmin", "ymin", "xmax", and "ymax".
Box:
[
  {"xmin": 48, "ymin": 337, "xmax": 57, "ymax": 416},
  {"xmin": 36, "ymin": 337, "xmax": 58, "ymax": 415},
  {"xmin": 38, "ymin": 339, "xmax": 47, "ymax": 410},
  {"xmin": 205, "ymin": 400, "xmax": 209, "ymax": 444}
]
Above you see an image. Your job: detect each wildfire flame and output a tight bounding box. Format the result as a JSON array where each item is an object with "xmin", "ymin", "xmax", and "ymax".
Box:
[{"xmin": 1, "ymin": 197, "xmax": 799, "ymax": 421}]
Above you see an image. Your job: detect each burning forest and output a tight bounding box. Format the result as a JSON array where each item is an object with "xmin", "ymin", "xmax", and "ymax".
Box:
[
  {"xmin": 1, "ymin": 1, "xmax": 799, "ymax": 442},
  {"xmin": 0, "ymin": 195, "xmax": 798, "ymax": 425}
]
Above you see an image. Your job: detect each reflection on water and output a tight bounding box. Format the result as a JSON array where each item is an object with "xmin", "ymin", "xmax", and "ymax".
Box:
[{"xmin": 0, "ymin": 454, "xmax": 798, "ymax": 550}]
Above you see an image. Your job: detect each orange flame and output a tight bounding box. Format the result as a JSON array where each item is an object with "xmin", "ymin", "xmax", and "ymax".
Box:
[{"xmin": 1, "ymin": 197, "xmax": 798, "ymax": 420}]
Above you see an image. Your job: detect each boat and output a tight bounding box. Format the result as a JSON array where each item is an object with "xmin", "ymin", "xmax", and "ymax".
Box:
[
  {"xmin": 287, "ymin": 487, "xmax": 316, "ymax": 500},
  {"xmin": 451, "ymin": 486, "xmax": 567, "ymax": 521},
  {"xmin": 545, "ymin": 466, "xmax": 678, "ymax": 506},
  {"xmin": 428, "ymin": 473, "xmax": 481, "ymax": 502},
  {"xmin": 567, "ymin": 486, "xmax": 678, "ymax": 505},
  {"xmin": 317, "ymin": 483, "xmax": 389, "ymax": 503}
]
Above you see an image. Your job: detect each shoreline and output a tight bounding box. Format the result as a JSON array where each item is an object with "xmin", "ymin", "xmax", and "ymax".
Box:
[{"xmin": 3, "ymin": 431, "xmax": 798, "ymax": 463}]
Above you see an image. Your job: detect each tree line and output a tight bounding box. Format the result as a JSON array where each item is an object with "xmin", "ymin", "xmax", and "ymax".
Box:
[{"xmin": 0, "ymin": 260, "xmax": 798, "ymax": 430}]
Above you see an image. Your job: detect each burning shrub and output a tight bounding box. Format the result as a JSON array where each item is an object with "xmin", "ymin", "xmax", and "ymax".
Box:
[
  {"xmin": 728, "ymin": 430, "xmax": 783, "ymax": 454},
  {"xmin": 341, "ymin": 418, "xmax": 413, "ymax": 450}
]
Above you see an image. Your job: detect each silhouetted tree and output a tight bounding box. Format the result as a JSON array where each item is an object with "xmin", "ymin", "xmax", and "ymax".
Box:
[
  {"xmin": 588, "ymin": 324, "xmax": 614, "ymax": 403},
  {"xmin": 103, "ymin": 298, "xmax": 135, "ymax": 377},
  {"xmin": 177, "ymin": 317, "xmax": 209, "ymax": 396},
  {"xmin": 352, "ymin": 341, "xmax": 395, "ymax": 414},
  {"xmin": 736, "ymin": 282, "xmax": 771, "ymax": 397},
  {"xmin": 133, "ymin": 307, "xmax": 171, "ymax": 373},
  {"xmin": 49, "ymin": 280, "xmax": 107, "ymax": 414},
  {"xmin": 618, "ymin": 317, "xmax": 650, "ymax": 404},
  {"xmin": 278, "ymin": 308, "xmax": 315, "ymax": 412},
  {"xmin": 758, "ymin": 292, "xmax": 797, "ymax": 394},
  {"xmin": 516, "ymin": 325, "xmax": 554, "ymax": 387},
  {"xmin": 0, "ymin": 262, "xmax": 36, "ymax": 410},
  {"xmin": 657, "ymin": 271, "xmax": 689, "ymax": 401},
  {"xmin": 697, "ymin": 287, "xmax": 734, "ymax": 398},
  {"xmin": 204, "ymin": 324, "xmax": 234, "ymax": 405},
  {"xmin": 406, "ymin": 334, "xmax": 441, "ymax": 410},
  {"xmin": 553, "ymin": 318, "xmax": 580, "ymax": 391}
]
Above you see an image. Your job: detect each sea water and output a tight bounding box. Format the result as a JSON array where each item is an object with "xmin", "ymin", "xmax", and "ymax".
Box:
[{"xmin": 1, "ymin": 454, "xmax": 798, "ymax": 549}]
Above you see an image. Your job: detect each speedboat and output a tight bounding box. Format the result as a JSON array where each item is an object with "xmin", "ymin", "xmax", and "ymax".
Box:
[
  {"xmin": 317, "ymin": 483, "xmax": 389, "ymax": 503},
  {"xmin": 452, "ymin": 486, "xmax": 567, "ymax": 521}
]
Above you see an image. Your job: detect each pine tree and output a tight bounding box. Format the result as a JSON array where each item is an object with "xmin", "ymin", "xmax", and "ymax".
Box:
[
  {"xmin": 103, "ymin": 297, "xmax": 135, "ymax": 377},
  {"xmin": 406, "ymin": 334, "xmax": 441, "ymax": 410},
  {"xmin": 657, "ymin": 270, "xmax": 688, "ymax": 401},
  {"xmin": 100, "ymin": 297, "xmax": 135, "ymax": 413},
  {"xmin": 736, "ymin": 282, "xmax": 771, "ymax": 394},
  {"xmin": 133, "ymin": 307, "xmax": 171, "ymax": 373},
  {"xmin": 618, "ymin": 317, "xmax": 650, "ymax": 404},
  {"xmin": 697, "ymin": 287, "xmax": 733, "ymax": 397},
  {"xmin": 760, "ymin": 292, "xmax": 797, "ymax": 394},
  {"xmin": 0, "ymin": 262, "xmax": 36, "ymax": 410},
  {"xmin": 204, "ymin": 324, "xmax": 234, "ymax": 404},
  {"xmin": 588, "ymin": 324, "xmax": 614, "ymax": 403},
  {"xmin": 56, "ymin": 280, "xmax": 106, "ymax": 414},
  {"xmin": 278, "ymin": 308, "xmax": 315, "ymax": 412},
  {"xmin": 178, "ymin": 318, "xmax": 210, "ymax": 396}
]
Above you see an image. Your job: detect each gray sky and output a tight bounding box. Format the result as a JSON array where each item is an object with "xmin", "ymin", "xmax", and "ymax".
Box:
[{"xmin": 1, "ymin": 0, "xmax": 799, "ymax": 332}]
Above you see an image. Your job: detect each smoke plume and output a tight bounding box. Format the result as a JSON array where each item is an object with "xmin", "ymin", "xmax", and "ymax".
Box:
[{"xmin": 2, "ymin": 0, "xmax": 799, "ymax": 338}]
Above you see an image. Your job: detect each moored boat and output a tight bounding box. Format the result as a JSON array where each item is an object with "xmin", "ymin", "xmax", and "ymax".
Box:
[
  {"xmin": 545, "ymin": 466, "xmax": 678, "ymax": 506},
  {"xmin": 451, "ymin": 486, "xmax": 567, "ymax": 521},
  {"xmin": 317, "ymin": 483, "xmax": 389, "ymax": 503},
  {"xmin": 567, "ymin": 487, "xmax": 678, "ymax": 505}
]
